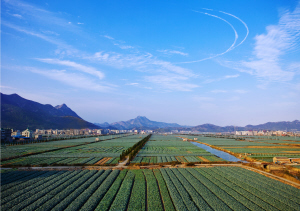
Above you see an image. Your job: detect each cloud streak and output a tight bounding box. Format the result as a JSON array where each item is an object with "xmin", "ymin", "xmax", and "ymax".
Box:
[
  {"xmin": 26, "ymin": 67, "xmax": 112, "ymax": 92},
  {"xmin": 179, "ymin": 9, "xmax": 249, "ymax": 64},
  {"xmin": 91, "ymin": 51, "xmax": 195, "ymax": 77},
  {"xmin": 2, "ymin": 21, "xmax": 78, "ymax": 55},
  {"xmin": 145, "ymin": 75, "xmax": 199, "ymax": 91},
  {"xmin": 204, "ymin": 74, "xmax": 240, "ymax": 84},
  {"xmin": 36, "ymin": 58, "xmax": 105, "ymax": 79},
  {"xmin": 227, "ymin": 3, "xmax": 300, "ymax": 82},
  {"xmin": 3, "ymin": 0, "xmax": 81, "ymax": 32},
  {"xmin": 158, "ymin": 49, "xmax": 188, "ymax": 56}
]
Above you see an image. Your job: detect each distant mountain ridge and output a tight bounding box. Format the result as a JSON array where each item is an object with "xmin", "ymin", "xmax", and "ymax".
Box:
[
  {"xmin": 2, "ymin": 93, "xmax": 298, "ymax": 132},
  {"xmin": 54, "ymin": 103, "xmax": 81, "ymax": 119},
  {"xmin": 244, "ymin": 120, "xmax": 300, "ymax": 131},
  {"xmin": 175, "ymin": 120, "xmax": 300, "ymax": 132},
  {"xmin": 1, "ymin": 93, "xmax": 100, "ymax": 130},
  {"xmin": 96, "ymin": 117, "xmax": 300, "ymax": 132},
  {"xmin": 96, "ymin": 116, "xmax": 182, "ymax": 130}
]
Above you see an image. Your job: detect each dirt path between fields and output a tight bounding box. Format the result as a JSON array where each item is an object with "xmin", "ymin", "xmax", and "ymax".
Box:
[
  {"xmin": 241, "ymin": 166, "xmax": 300, "ymax": 189},
  {"xmin": 116, "ymin": 156, "xmax": 129, "ymax": 168}
]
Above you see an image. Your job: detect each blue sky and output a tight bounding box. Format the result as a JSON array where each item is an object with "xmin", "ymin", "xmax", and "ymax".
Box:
[{"xmin": 1, "ymin": 0, "xmax": 300, "ymax": 126}]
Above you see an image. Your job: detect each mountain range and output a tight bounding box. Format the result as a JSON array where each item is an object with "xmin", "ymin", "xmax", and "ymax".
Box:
[
  {"xmin": 2, "ymin": 93, "xmax": 299, "ymax": 132},
  {"xmin": 1, "ymin": 93, "xmax": 100, "ymax": 130},
  {"xmin": 96, "ymin": 116, "xmax": 300, "ymax": 132},
  {"xmin": 95, "ymin": 116, "xmax": 182, "ymax": 130},
  {"xmin": 178, "ymin": 120, "xmax": 300, "ymax": 132}
]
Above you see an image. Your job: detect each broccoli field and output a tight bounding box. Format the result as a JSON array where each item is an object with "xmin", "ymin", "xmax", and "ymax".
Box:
[{"xmin": 2, "ymin": 166, "xmax": 300, "ymax": 211}]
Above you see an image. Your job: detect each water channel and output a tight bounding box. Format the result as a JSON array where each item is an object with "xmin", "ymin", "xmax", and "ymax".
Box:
[{"xmin": 191, "ymin": 141, "xmax": 246, "ymax": 162}]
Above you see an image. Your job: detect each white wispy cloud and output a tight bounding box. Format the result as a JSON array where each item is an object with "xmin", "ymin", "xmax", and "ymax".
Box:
[
  {"xmin": 2, "ymin": 0, "xmax": 197, "ymax": 93},
  {"xmin": 36, "ymin": 58, "xmax": 105, "ymax": 79},
  {"xmin": 114, "ymin": 43, "xmax": 134, "ymax": 49},
  {"xmin": 2, "ymin": 21, "xmax": 78, "ymax": 55},
  {"xmin": 42, "ymin": 30, "xmax": 60, "ymax": 36},
  {"xmin": 25, "ymin": 67, "xmax": 113, "ymax": 92},
  {"xmin": 288, "ymin": 62, "xmax": 300, "ymax": 73},
  {"xmin": 91, "ymin": 51, "xmax": 195, "ymax": 77},
  {"xmin": 126, "ymin": 83, "xmax": 139, "ymax": 86},
  {"xmin": 11, "ymin": 13, "xmax": 22, "ymax": 18},
  {"xmin": 103, "ymin": 35, "xmax": 114, "ymax": 40},
  {"xmin": 89, "ymin": 49, "xmax": 198, "ymax": 91},
  {"xmin": 224, "ymin": 74, "xmax": 240, "ymax": 79},
  {"xmin": 204, "ymin": 74, "xmax": 240, "ymax": 83},
  {"xmin": 158, "ymin": 49, "xmax": 189, "ymax": 56},
  {"xmin": 0, "ymin": 85, "xmax": 16, "ymax": 90},
  {"xmin": 211, "ymin": 89, "xmax": 248, "ymax": 94},
  {"xmin": 180, "ymin": 10, "xmax": 242, "ymax": 64},
  {"xmin": 224, "ymin": 3, "xmax": 300, "ymax": 82},
  {"xmin": 77, "ymin": 22, "xmax": 84, "ymax": 25},
  {"xmin": 125, "ymin": 82, "xmax": 152, "ymax": 90},
  {"xmin": 145, "ymin": 75, "xmax": 199, "ymax": 92},
  {"xmin": 3, "ymin": 0, "xmax": 81, "ymax": 29}
]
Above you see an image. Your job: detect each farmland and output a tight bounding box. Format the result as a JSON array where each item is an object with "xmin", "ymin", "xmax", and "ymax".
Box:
[
  {"xmin": 1, "ymin": 167, "xmax": 300, "ymax": 211},
  {"xmin": 1, "ymin": 134, "xmax": 147, "ymax": 166},
  {"xmin": 1, "ymin": 134, "xmax": 230, "ymax": 167},
  {"xmin": 0, "ymin": 134, "xmax": 127, "ymax": 160},
  {"xmin": 181, "ymin": 135, "xmax": 300, "ymax": 162},
  {"xmin": 132, "ymin": 135, "xmax": 225, "ymax": 164}
]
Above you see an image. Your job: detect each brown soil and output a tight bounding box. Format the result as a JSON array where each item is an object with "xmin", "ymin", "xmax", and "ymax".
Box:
[
  {"xmin": 95, "ymin": 157, "xmax": 112, "ymax": 165},
  {"xmin": 198, "ymin": 156, "xmax": 210, "ymax": 162}
]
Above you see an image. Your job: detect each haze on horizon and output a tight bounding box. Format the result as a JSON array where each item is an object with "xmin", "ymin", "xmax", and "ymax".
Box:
[{"xmin": 1, "ymin": 0, "xmax": 300, "ymax": 127}]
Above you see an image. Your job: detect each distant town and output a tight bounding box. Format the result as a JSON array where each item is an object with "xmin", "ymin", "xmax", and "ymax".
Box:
[{"xmin": 1, "ymin": 127, "xmax": 300, "ymax": 143}]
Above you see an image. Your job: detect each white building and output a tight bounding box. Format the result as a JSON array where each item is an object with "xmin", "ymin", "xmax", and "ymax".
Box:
[{"xmin": 22, "ymin": 129, "xmax": 34, "ymax": 138}]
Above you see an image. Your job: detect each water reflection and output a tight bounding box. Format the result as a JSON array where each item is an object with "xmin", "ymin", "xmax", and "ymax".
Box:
[{"xmin": 191, "ymin": 142, "xmax": 247, "ymax": 162}]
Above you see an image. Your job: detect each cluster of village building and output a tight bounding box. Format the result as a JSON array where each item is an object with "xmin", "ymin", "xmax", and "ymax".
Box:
[
  {"xmin": 169, "ymin": 130, "xmax": 300, "ymax": 136},
  {"xmin": 2, "ymin": 127, "xmax": 300, "ymax": 142},
  {"xmin": 234, "ymin": 130, "xmax": 300, "ymax": 136},
  {"xmin": 1, "ymin": 128, "xmax": 154, "ymax": 142}
]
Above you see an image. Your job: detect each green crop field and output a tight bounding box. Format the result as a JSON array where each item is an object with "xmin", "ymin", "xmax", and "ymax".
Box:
[
  {"xmin": 132, "ymin": 135, "xmax": 224, "ymax": 164},
  {"xmin": 180, "ymin": 135, "xmax": 300, "ymax": 160},
  {"xmin": 1, "ymin": 134, "xmax": 146, "ymax": 166},
  {"xmin": 0, "ymin": 134, "xmax": 127, "ymax": 160},
  {"xmin": 1, "ymin": 167, "xmax": 300, "ymax": 211}
]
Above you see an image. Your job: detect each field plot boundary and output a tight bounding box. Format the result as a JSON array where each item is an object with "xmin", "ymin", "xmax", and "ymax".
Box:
[
  {"xmin": 1, "ymin": 134, "xmax": 133, "ymax": 162},
  {"xmin": 241, "ymin": 166, "xmax": 300, "ymax": 189},
  {"xmin": 2, "ymin": 167, "xmax": 300, "ymax": 210}
]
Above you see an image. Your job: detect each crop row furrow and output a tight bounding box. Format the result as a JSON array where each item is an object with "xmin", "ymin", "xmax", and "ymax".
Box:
[
  {"xmin": 143, "ymin": 169, "xmax": 164, "ymax": 211},
  {"xmin": 109, "ymin": 171, "xmax": 135, "ymax": 211},
  {"xmin": 199, "ymin": 168, "xmax": 264, "ymax": 211},
  {"xmin": 223, "ymin": 167, "xmax": 299, "ymax": 210},
  {"xmin": 161, "ymin": 168, "xmax": 188, "ymax": 211},
  {"xmin": 127, "ymin": 170, "xmax": 146, "ymax": 211},
  {"xmin": 215, "ymin": 167, "xmax": 294, "ymax": 211},
  {"xmin": 21, "ymin": 170, "xmax": 90, "ymax": 211},
  {"xmin": 1, "ymin": 170, "xmax": 60, "ymax": 201},
  {"xmin": 64, "ymin": 169, "xmax": 111, "ymax": 211},
  {"xmin": 2, "ymin": 170, "xmax": 80, "ymax": 210},
  {"xmin": 95, "ymin": 169, "xmax": 127, "ymax": 211},
  {"xmin": 35, "ymin": 170, "xmax": 98, "ymax": 211},
  {"xmin": 172, "ymin": 168, "xmax": 212, "ymax": 211},
  {"xmin": 51, "ymin": 170, "xmax": 105, "ymax": 211},
  {"xmin": 1, "ymin": 171, "xmax": 43, "ymax": 189}
]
